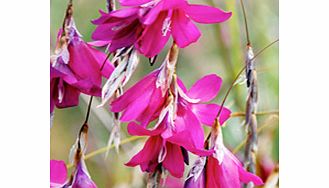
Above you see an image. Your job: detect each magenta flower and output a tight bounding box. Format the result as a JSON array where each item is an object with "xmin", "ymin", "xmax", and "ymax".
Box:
[
  {"xmin": 120, "ymin": 0, "xmax": 232, "ymax": 57},
  {"xmin": 126, "ymin": 135, "xmax": 186, "ymax": 178},
  {"xmin": 50, "ymin": 159, "xmax": 97, "ymax": 188},
  {"xmin": 68, "ymin": 160, "xmax": 97, "ymax": 188},
  {"xmin": 50, "ymin": 160, "xmax": 67, "ymax": 188},
  {"xmin": 110, "ymin": 66, "xmax": 168, "ymax": 126},
  {"xmin": 50, "ymin": 19, "xmax": 114, "ymax": 113},
  {"xmin": 112, "ymin": 72, "xmax": 231, "ymax": 149},
  {"xmin": 92, "ymin": 8, "xmax": 144, "ymax": 52},
  {"xmin": 118, "ymin": 72, "xmax": 231, "ymax": 178},
  {"xmin": 204, "ymin": 147, "xmax": 263, "ymax": 188},
  {"xmin": 92, "ymin": 0, "xmax": 231, "ymax": 58},
  {"xmin": 185, "ymin": 125, "xmax": 263, "ymax": 188}
]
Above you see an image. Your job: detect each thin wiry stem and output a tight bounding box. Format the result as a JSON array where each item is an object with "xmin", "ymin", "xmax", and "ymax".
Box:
[
  {"xmin": 67, "ymin": 136, "xmax": 144, "ymax": 169},
  {"xmin": 83, "ymin": 96, "xmax": 93, "ymax": 124},
  {"xmin": 239, "ymin": 0, "xmax": 251, "ymax": 45},
  {"xmin": 230, "ymin": 110, "xmax": 279, "ymax": 118}
]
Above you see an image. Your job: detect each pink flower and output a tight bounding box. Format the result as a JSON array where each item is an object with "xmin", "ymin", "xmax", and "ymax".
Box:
[
  {"xmin": 204, "ymin": 148, "xmax": 263, "ymax": 188},
  {"xmin": 126, "ymin": 135, "xmax": 186, "ymax": 178},
  {"xmin": 92, "ymin": 0, "xmax": 232, "ymax": 58},
  {"xmin": 92, "ymin": 8, "xmax": 144, "ymax": 52},
  {"xmin": 50, "ymin": 160, "xmax": 67, "ymax": 188},
  {"xmin": 112, "ymin": 71, "xmax": 231, "ymax": 151},
  {"xmin": 185, "ymin": 124, "xmax": 263, "ymax": 188},
  {"xmin": 120, "ymin": 0, "xmax": 232, "ymax": 57},
  {"xmin": 50, "ymin": 159, "xmax": 97, "ymax": 188},
  {"xmin": 110, "ymin": 69, "xmax": 165, "ymax": 125},
  {"xmin": 118, "ymin": 72, "xmax": 231, "ymax": 178},
  {"xmin": 69, "ymin": 160, "xmax": 97, "ymax": 188},
  {"xmin": 50, "ymin": 19, "xmax": 114, "ymax": 113}
]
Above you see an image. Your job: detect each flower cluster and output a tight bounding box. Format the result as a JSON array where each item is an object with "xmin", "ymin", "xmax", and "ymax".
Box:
[
  {"xmin": 50, "ymin": 0, "xmax": 265, "ymax": 187},
  {"xmin": 92, "ymin": 0, "xmax": 232, "ymax": 58}
]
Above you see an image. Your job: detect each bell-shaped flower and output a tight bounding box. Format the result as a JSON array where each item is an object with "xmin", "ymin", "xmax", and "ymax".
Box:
[
  {"xmin": 50, "ymin": 18, "xmax": 114, "ymax": 113},
  {"xmin": 92, "ymin": 8, "xmax": 144, "ymax": 52},
  {"xmin": 111, "ymin": 44, "xmax": 177, "ymax": 126},
  {"xmin": 126, "ymin": 135, "xmax": 186, "ymax": 178},
  {"xmin": 119, "ymin": 0, "xmax": 232, "ymax": 57},
  {"xmin": 62, "ymin": 124, "xmax": 98, "ymax": 188},
  {"xmin": 185, "ymin": 121, "xmax": 263, "ymax": 188},
  {"xmin": 123, "ymin": 74, "xmax": 231, "ymax": 178},
  {"xmin": 50, "ymin": 160, "xmax": 67, "ymax": 188},
  {"xmin": 168, "ymin": 74, "xmax": 231, "ymax": 149},
  {"xmin": 68, "ymin": 160, "xmax": 97, "ymax": 188}
]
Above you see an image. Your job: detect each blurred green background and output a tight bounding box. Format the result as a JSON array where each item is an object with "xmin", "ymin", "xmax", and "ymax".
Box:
[{"xmin": 51, "ymin": 0, "xmax": 278, "ymax": 187}]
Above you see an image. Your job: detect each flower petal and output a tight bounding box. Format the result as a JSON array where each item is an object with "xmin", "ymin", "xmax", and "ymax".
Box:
[
  {"xmin": 127, "ymin": 122, "xmax": 165, "ymax": 136},
  {"xmin": 187, "ymin": 74, "xmax": 222, "ymax": 102},
  {"xmin": 238, "ymin": 166, "xmax": 264, "ymax": 186},
  {"xmin": 185, "ymin": 4, "xmax": 232, "ymax": 24},
  {"xmin": 120, "ymin": 87, "xmax": 153, "ymax": 121},
  {"xmin": 126, "ymin": 136, "xmax": 163, "ymax": 173},
  {"xmin": 171, "ymin": 10, "xmax": 201, "ymax": 48},
  {"xmin": 71, "ymin": 160, "xmax": 97, "ymax": 188},
  {"xmin": 137, "ymin": 12, "xmax": 171, "ymax": 58},
  {"xmin": 85, "ymin": 43, "xmax": 114, "ymax": 79},
  {"xmin": 206, "ymin": 156, "xmax": 240, "ymax": 188},
  {"xmin": 191, "ymin": 104, "xmax": 231, "ymax": 126},
  {"xmin": 119, "ymin": 0, "xmax": 152, "ymax": 6},
  {"xmin": 53, "ymin": 82, "xmax": 80, "ymax": 109},
  {"xmin": 136, "ymin": 88, "xmax": 165, "ymax": 126},
  {"xmin": 50, "ymin": 160, "xmax": 67, "ymax": 185},
  {"xmin": 69, "ymin": 41, "xmax": 104, "ymax": 96},
  {"xmin": 163, "ymin": 142, "xmax": 185, "ymax": 178},
  {"xmin": 111, "ymin": 71, "xmax": 158, "ymax": 112}
]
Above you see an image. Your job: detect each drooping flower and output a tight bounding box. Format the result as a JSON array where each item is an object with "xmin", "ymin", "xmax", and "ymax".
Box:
[
  {"xmin": 126, "ymin": 135, "xmax": 186, "ymax": 178},
  {"xmin": 92, "ymin": 8, "xmax": 144, "ymax": 53},
  {"xmin": 92, "ymin": 0, "xmax": 232, "ymax": 58},
  {"xmin": 112, "ymin": 71, "xmax": 230, "ymax": 149},
  {"xmin": 121, "ymin": 0, "xmax": 232, "ymax": 57},
  {"xmin": 110, "ymin": 43, "xmax": 178, "ymax": 126},
  {"xmin": 50, "ymin": 159, "xmax": 97, "ymax": 188},
  {"xmin": 50, "ymin": 18, "xmax": 114, "ymax": 114},
  {"xmin": 50, "ymin": 160, "xmax": 67, "ymax": 188},
  {"xmin": 185, "ymin": 121, "xmax": 264, "ymax": 188},
  {"xmin": 119, "ymin": 70, "xmax": 231, "ymax": 178},
  {"xmin": 62, "ymin": 124, "xmax": 97, "ymax": 188},
  {"xmin": 68, "ymin": 160, "xmax": 97, "ymax": 188}
]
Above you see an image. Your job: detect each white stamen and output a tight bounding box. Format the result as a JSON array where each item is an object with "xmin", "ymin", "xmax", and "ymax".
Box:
[{"xmin": 162, "ymin": 17, "xmax": 171, "ymax": 36}]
